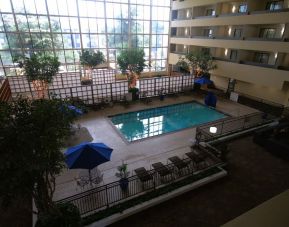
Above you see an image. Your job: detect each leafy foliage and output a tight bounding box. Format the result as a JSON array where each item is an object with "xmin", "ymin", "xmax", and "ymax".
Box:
[
  {"xmin": 36, "ymin": 202, "xmax": 81, "ymax": 227},
  {"xmin": 16, "ymin": 53, "xmax": 60, "ymax": 83},
  {"xmin": 177, "ymin": 51, "xmax": 217, "ymax": 76},
  {"xmin": 115, "ymin": 163, "xmax": 130, "ymax": 179},
  {"xmin": 79, "ymin": 49, "xmax": 105, "ymax": 69},
  {"xmin": 117, "ymin": 48, "xmax": 146, "ymax": 75},
  {"xmin": 0, "ymin": 98, "xmax": 77, "ymax": 214}
]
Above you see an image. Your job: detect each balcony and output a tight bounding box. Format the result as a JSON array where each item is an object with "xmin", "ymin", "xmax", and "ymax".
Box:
[
  {"xmin": 169, "ymin": 37, "xmax": 289, "ymax": 53},
  {"xmin": 169, "ymin": 53, "xmax": 289, "ymax": 89},
  {"xmin": 171, "ymin": 10, "xmax": 289, "ymax": 27},
  {"xmin": 213, "ymin": 60, "xmax": 289, "ymax": 89}
]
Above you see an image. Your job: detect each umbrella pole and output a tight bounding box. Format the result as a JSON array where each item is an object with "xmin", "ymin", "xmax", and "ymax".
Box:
[{"xmin": 89, "ymin": 169, "xmax": 92, "ymax": 187}]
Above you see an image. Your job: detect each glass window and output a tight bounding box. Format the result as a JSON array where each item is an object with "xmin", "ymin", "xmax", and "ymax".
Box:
[
  {"xmin": 2, "ymin": 15, "xmax": 16, "ymax": 32},
  {"xmin": 206, "ymin": 9, "xmax": 216, "ymax": 16},
  {"xmin": 82, "ymin": 34, "xmax": 91, "ymax": 48},
  {"xmin": 12, "ymin": 0, "xmax": 25, "ymax": 13},
  {"xmin": 60, "ymin": 17, "xmax": 71, "ymax": 33},
  {"xmin": 24, "ymin": 0, "xmax": 37, "ymax": 14},
  {"xmin": 0, "ymin": 0, "xmax": 171, "ymax": 73},
  {"xmin": 69, "ymin": 18, "xmax": 79, "ymax": 33},
  {"xmin": 143, "ymin": 6, "xmax": 150, "ymax": 20},
  {"xmin": 78, "ymin": 0, "xmax": 88, "ymax": 17},
  {"xmin": 203, "ymin": 29, "xmax": 213, "ymax": 37},
  {"xmin": 86, "ymin": 1, "xmax": 98, "ymax": 17},
  {"xmin": 259, "ymin": 28, "xmax": 276, "ymax": 38},
  {"xmin": 233, "ymin": 28, "xmax": 242, "ymax": 38},
  {"xmin": 0, "ymin": 1, "xmax": 12, "ymax": 12},
  {"xmin": 62, "ymin": 34, "xmax": 73, "ymax": 48},
  {"xmin": 35, "ymin": 0, "xmax": 47, "ymax": 14},
  {"xmin": 80, "ymin": 18, "xmax": 89, "ymax": 33},
  {"xmin": 28, "ymin": 16, "xmax": 40, "ymax": 32},
  {"xmin": 16, "ymin": 15, "xmax": 29, "ymax": 32},
  {"xmin": 38, "ymin": 16, "xmax": 50, "ymax": 32},
  {"xmin": 65, "ymin": 50, "xmax": 75, "ymax": 63},
  {"xmin": 57, "ymin": 0, "xmax": 68, "ymax": 15},
  {"xmin": 67, "ymin": 0, "xmax": 78, "ymax": 16},
  {"xmin": 96, "ymin": 19, "xmax": 106, "ymax": 33},
  {"xmin": 50, "ymin": 17, "xmax": 61, "ymax": 32},
  {"xmin": 47, "ymin": 0, "xmax": 59, "ymax": 15},
  {"xmin": 0, "ymin": 51, "xmax": 13, "ymax": 65},
  {"xmin": 238, "ymin": 4, "xmax": 247, "ymax": 13},
  {"xmin": 255, "ymin": 52, "xmax": 269, "ymax": 64},
  {"xmin": 266, "ymin": 1, "xmax": 283, "ymax": 10},
  {"xmin": 96, "ymin": 2, "xmax": 105, "ymax": 18},
  {"xmin": 230, "ymin": 50, "xmax": 238, "ymax": 61}
]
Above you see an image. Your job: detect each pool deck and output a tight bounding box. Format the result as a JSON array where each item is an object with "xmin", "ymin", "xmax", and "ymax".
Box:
[{"xmin": 54, "ymin": 93, "xmax": 258, "ymax": 201}]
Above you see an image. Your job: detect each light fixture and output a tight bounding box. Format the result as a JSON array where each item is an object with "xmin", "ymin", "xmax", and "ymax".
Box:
[
  {"xmin": 281, "ymin": 26, "xmax": 285, "ymax": 36},
  {"xmin": 228, "ymin": 27, "xmax": 232, "ymax": 36},
  {"xmin": 184, "ymin": 45, "xmax": 187, "ymax": 48},
  {"xmin": 275, "ymin": 53, "xmax": 278, "ymax": 58},
  {"xmin": 187, "ymin": 10, "xmax": 190, "ymax": 18},
  {"xmin": 232, "ymin": 5, "xmax": 236, "ymax": 13},
  {"xmin": 225, "ymin": 49, "xmax": 228, "ymax": 56},
  {"xmin": 185, "ymin": 28, "xmax": 188, "ymax": 35},
  {"xmin": 209, "ymin": 127, "xmax": 217, "ymax": 134}
]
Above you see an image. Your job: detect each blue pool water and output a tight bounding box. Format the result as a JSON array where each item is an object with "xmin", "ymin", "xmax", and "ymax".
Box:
[{"xmin": 109, "ymin": 102, "xmax": 227, "ymax": 142}]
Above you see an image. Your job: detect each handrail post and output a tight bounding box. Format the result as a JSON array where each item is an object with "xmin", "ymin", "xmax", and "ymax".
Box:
[{"xmin": 105, "ymin": 185, "xmax": 109, "ymax": 208}]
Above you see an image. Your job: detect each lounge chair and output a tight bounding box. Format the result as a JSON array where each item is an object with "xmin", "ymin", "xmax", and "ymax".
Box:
[
  {"xmin": 134, "ymin": 167, "xmax": 153, "ymax": 189},
  {"xmin": 185, "ymin": 151, "xmax": 207, "ymax": 170},
  {"xmin": 152, "ymin": 162, "xmax": 173, "ymax": 183},
  {"xmin": 168, "ymin": 156, "xmax": 190, "ymax": 175}
]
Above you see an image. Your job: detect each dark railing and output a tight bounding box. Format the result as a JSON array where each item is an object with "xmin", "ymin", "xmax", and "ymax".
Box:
[
  {"xmin": 56, "ymin": 152, "xmax": 223, "ymax": 217},
  {"xmin": 0, "ymin": 79, "xmax": 11, "ymax": 102},
  {"xmin": 139, "ymin": 75, "xmax": 194, "ymax": 98},
  {"xmin": 7, "ymin": 73, "xmax": 194, "ymax": 105},
  {"xmin": 196, "ymin": 112, "xmax": 274, "ymax": 142}
]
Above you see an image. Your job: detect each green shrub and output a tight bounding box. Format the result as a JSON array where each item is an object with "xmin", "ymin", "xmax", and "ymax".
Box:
[{"xmin": 36, "ymin": 203, "xmax": 81, "ymax": 227}]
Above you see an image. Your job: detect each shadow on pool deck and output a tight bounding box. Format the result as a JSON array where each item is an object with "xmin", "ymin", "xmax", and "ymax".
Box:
[{"xmin": 109, "ymin": 135, "xmax": 289, "ymax": 227}]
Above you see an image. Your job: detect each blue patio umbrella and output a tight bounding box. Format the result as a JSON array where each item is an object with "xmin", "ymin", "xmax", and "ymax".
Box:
[
  {"xmin": 194, "ymin": 76, "xmax": 213, "ymax": 85},
  {"xmin": 65, "ymin": 142, "xmax": 113, "ymax": 183}
]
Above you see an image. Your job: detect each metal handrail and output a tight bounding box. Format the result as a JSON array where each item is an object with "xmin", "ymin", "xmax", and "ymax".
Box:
[
  {"xmin": 196, "ymin": 112, "xmax": 274, "ymax": 142},
  {"xmin": 56, "ymin": 154, "xmax": 223, "ymax": 216}
]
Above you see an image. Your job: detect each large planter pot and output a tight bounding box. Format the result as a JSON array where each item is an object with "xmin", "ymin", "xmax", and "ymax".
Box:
[
  {"xmin": 129, "ymin": 88, "xmax": 139, "ymax": 101},
  {"xmin": 119, "ymin": 178, "xmax": 129, "ymax": 191},
  {"xmin": 81, "ymin": 78, "xmax": 93, "ymax": 86}
]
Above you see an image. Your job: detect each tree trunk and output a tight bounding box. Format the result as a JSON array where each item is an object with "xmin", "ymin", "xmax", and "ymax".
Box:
[
  {"xmin": 32, "ymin": 80, "xmax": 49, "ymax": 99},
  {"xmin": 33, "ymin": 173, "xmax": 56, "ymax": 216}
]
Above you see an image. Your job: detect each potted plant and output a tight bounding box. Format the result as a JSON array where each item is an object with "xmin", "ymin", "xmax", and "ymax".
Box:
[
  {"xmin": 117, "ymin": 48, "xmax": 146, "ymax": 88},
  {"xmin": 15, "ymin": 53, "xmax": 60, "ymax": 98},
  {"xmin": 177, "ymin": 50, "xmax": 217, "ymax": 78},
  {"xmin": 128, "ymin": 87, "xmax": 139, "ymax": 101},
  {"xmin": 115, "ymin": 162, "xmax": 130, "ymax": 191},
  {"xmin": 79, "ymin": 49, "xmax": 105, "ymax": 85}
]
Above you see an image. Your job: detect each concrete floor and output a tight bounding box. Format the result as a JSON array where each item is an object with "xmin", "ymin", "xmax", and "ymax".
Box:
[{"xmin": 54, "ymin": 94, "xmax": 257, "ymax": 201}]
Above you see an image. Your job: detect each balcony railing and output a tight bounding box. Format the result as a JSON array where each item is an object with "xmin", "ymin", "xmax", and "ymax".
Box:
[
  {"xmin": 56, "ymin": 152, "xmax": 224, "ymax": 217},
  {"xmin": 196, "ymin": 112, "xmax": 274, "ymax": 142},
  {"xmin": 239, "ymin": 60, "xmax": 276, "ymax": 69},
  {"xmin": 172, "ymin": 7, "xmax": 289, "ymax": 21}
]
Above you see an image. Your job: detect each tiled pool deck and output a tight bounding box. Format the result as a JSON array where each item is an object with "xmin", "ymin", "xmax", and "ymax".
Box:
[{"xmin": 54, "ymin": 94, "xmax": 258, "ymax": 201}]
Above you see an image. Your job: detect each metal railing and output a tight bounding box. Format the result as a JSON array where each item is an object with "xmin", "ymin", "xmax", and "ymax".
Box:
[
  {"xmin": 196, "ymin": 112, "xmax": 274, "ymax": 142},
  {"xmin": 56, "ymin": 152, "xmax": 223, "ymax": 217},
  {"xmin": 0, "ymin": 79, "xmax": 11, "ymax": 102}
]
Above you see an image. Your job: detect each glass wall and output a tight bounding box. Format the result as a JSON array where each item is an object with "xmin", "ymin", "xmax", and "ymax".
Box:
[{"xmin": 0, "ymin": 0, "xmax": 170, "ymax": 77}]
